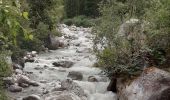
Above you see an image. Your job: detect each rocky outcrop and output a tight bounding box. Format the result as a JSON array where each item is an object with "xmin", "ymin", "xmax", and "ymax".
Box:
[
  {"xmin": 67, "ymin": 71, "xmax": 83, "ymax": 80},
  {"xmin": 117, "ymin": 67, "xmax": 170, "ymax": 100}
]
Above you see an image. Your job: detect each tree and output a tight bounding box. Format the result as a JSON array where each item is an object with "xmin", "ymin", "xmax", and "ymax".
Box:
[{"xmin": 27, "ymin": 0, "xmax": 63, "ymax": 30}]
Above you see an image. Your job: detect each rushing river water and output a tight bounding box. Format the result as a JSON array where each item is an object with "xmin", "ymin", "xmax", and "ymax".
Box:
[{"xmin": 7, "ymin": 24, "xmax": 117, "ymax": 100}]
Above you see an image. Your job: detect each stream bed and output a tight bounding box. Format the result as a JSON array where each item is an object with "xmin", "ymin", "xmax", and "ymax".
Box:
[{"xmin": 7, "ymin": 24, "xmax": 117, "ymax": 100}]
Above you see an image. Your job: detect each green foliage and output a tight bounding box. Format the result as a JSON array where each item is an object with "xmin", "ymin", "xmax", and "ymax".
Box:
[
  {"xmin": 0, "ymin": 0, "xmax": 32, "ymax": 46},
  {"xmin": 145, "ymin": 0, "xmax": 170, "ymax": 68},
  {"xmin": 0, "ymin": 78, "xmax": 8, "ymax": 100},
  {"xmin": 28, "ymin": 0, "xmax": 64, "ymax": 30},
  {"xmin": 64, "ymin": 0, "xmax": 101, "ymax": 18},
  {"xmin": 0, "ymin": 51, "xmax": 11, "ymax": 100},
  {"xmin": 63, "ymin": 15, "xmax": 94, "ymax": 27},
  {"xmin": 0, "ymin": 51, "xmax": 12, "ymax": 77},
  {"xmin": 94, "ymin": 0, "xmax": 170, "ymax": 77}
]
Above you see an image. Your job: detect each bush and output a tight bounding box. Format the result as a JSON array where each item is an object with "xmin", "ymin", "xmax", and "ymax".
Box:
[
  {"xmin": 0, "ymin": 79, "xmax": 8, "ymax": 100},
  {"xmin": 94, "ymin": 0, "xmax": 170, "ymax": 78},
  {"xmin": 63, "ymin": 16, "xmax": 94, "ymax": 27},
  {"xmin": 0, "ymin": 86, "xmax": 8, "ymax": 100},
  {"xmin": 0, "ymin": 52, "xmax": 11, "ymax": 100},
  {"xmin": 0, "ymin": 52, "xmax": 12, "ymax": 77}
]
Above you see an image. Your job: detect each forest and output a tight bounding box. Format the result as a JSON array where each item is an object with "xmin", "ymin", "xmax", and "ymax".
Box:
[{"xmin": 0, "ymin": 0, "xmax": 170, "ymax": 100}]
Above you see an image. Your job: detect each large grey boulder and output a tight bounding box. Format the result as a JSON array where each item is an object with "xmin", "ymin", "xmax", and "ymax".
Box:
[
  {"xmin": 67, "ymin": 71, "xmax": 83, "ymax": 81},
  {"xmin": 8, "ymin": 85, "xmax": 22, "ymax": 92},
  {"xmin": 117, "ymin": 67, "xmax": 170, "ymax": 100}
]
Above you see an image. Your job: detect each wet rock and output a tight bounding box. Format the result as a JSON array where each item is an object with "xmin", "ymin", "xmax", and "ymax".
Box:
[
  {"xmin": 46, "ymin": 34, "xmax": 65, "ymax": 50},
  {"xmin": 15, "ymin": 69, "xmax": 23, "ymax": 74},
  {"xmin": 22, "ymin": 94, "xmax": 41, "ymax": 100},
  {"xmin": 46, "ymin": 34, "xmax": 60, "ymax": 50},
  {"xmin": 3, "ymin": 77, "xmax": 15, "ymax": 86},
  {"xmin": 29, "ymin": 81, "xmax": 39, "ymax": 87},
  {"xmin": 17, "ymin": 75, "xmax": 39, "ymax": 87},
  {"xmin": 75, "ymin": 43, "xmax": 81, "ymax": 46},
  {"xmin": 19, "ymin": 83, "xmax": 29, "ymax": 88},
  {"xmin": 53, "ymin": 61, "xmax": 74, "ymax": 68},
  {"xmin": 8, "ymin": 85, "xmax": 22, "ymax": 92},
  {"xmin": 44, "ymin": 65, "xmax": 49, "ymax": 68},
  {"xmin": 117, "ymin": 67, "xmax": 170, "ymax": 100},
  {"xmin": 67, "ymin": 71, "xmax": 83, "ymax": 80},
  {"xmin": 34, "ymin": 66, "xmax": 44, "ymax": 70},
  {"xmin": 31, "ymin": 51, "xmax": 37, "ymax": 57},
  {"xmin": 17, "ymin": 75, "xmax": 30, "ymax": 85},
  {"xmin": 61, "ymin": 79, "xmax": 86, "ymax": 97},
  {"xmin": 76, "ymin": 48, "xmax": 91, "ymax": 53},
  {"xmin": 25, "ymin": 58, "xmax": 35, "ymax": 63},
  {"xmin": 88, "ymin": 76, "xmax": 98, "ymax": 82},
  {"xmin": 12, "ymin": 63, "xmax": 23, "ymax": 70},
  {"xmin": 40, "ymin": 80, "xmax": 47, "ymax": 83}
]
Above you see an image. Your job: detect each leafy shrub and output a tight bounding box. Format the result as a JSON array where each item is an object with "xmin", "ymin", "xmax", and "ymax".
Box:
[
  {"xmin": 0, "ymin": 52, "xmax": 12, "ymax": 77},
  {"xmin": 0, "ymin": 51, "xmax": 11, "ymax": 100},
  {"xmin": 0, "ymin": 85, "xmax": 8, "ymax": 100},
  {"xmin": 63, "ymin": 16, "xmax": 94, "ymax": 27},
  {"xmin": 94, "ymin": 0, "xmax": 170, "ymax": 78}
]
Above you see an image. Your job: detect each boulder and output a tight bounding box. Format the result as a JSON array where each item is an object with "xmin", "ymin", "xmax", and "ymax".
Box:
[
  {"xmin": 61, "ymin": 79, "xmax": 86, "ymax": 97},
  {"xmin": 12, "ymin": 63, "xmax": 23, "ymax": 70},
  {"xmin": 117, "ymin": 67, "xmax": 170, "ymax": 100},
  {"xmin": 46, "ymin": 34, "xmax": 65, "ymax": 50},
  {"xmin": 25, "ymin": 58, "xmax": 35, "ymax": 63},
  {"xmin": 15, "ymin": 69, "xmax": 23, "ymax": 74},
  {"xmin": 46, "ymin": 34, "xmax": 60, "ymax": 50},
  {"xmin": 17, "ymin": 75, "xmax": 39, "ymax": 87},
  {"xmin": 29, "ymin": 81, "xmax": 39, "ymax": 87},
  {"xmin": 53, "ymin": 61, "xmax": 74, "ymax": 68},
  {"xmin": 17, "ymin": 75, "xmax": 30, "ymax": 85},
  {"xmin": 8, "ymin": 85, "xmax": 22, "ymax": 92},
  {"xmin": 22, "ymin": 94, "xmax": 41, "ymax": 100},
  {"xmin": 19, "ymin": 83, "xmax": 29, "ymax": 88},
  {"xmin": 67, "ymin": 71, "xmax": 83, "ymax": 80}
]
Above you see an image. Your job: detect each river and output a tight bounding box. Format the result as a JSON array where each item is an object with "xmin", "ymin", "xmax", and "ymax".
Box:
[{"xmin": 7, "ymin": 24, "xmax": 117, "ymax": 100}]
